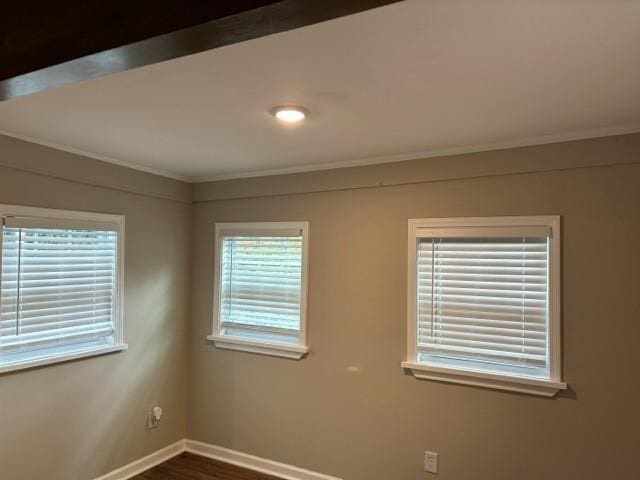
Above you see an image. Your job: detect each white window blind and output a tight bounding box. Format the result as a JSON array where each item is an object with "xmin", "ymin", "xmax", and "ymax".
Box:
[
  {"xmin": 1, "ymin": 217, "xmax": 121, "ymax": 367},
  {"xmin": 219, "ymin": 235, "xmax": 303, "ymax": 345},
  {"xmin": 416, "ymin": 236, "xmax": 550, "ymax": 378}
]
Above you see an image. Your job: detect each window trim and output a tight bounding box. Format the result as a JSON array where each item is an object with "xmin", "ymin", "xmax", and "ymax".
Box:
[
  {"xmin": 402, "ymin": 216, "xmax": 566, "ymax": 397},
  {"xmin": 0, "ymin": 204, "xmax": 127, "ymax": 374},
  {"xmin": 208, "ymin": 221, "xmax": 310, "ymax": 360}
]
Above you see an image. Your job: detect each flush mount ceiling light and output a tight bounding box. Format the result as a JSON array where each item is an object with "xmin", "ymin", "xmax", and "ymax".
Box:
[{"xmin": 269, "ymin": 105, "xmax": 309, "ymax": 123}]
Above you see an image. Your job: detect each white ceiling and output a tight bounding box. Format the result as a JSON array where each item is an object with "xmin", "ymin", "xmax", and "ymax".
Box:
[{"xmin": 1, "ymin": 0, "xmax": 639, "ymax": 182}]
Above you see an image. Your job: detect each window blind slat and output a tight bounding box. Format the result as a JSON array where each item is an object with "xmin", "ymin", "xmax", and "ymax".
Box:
[
  {"xmin": 418, "ymin": 288, "xmax": 547, "ymax": 301},
  {"xmin": 417, "ymin": 272, "xmax": 547, "ymax": 282},
  {"xmin": 0, "ymin": 323, "xmax": 114, "ymax": 352},
  {"xmin": 221, "ymin": 321, "xmax": 300, "ymax": 337},
  {"xmin": 221, "ymin": 299, "xmax": 301, "ymax": 312},
  {"xmin": 2, "ymin": 307, "xmax": 112, "ymax": 326},
  {"xmin": 418, "ymin": 315, "xmax": 546, "ymax": 329},
  {"xmin": 419, "ymin": 277, "xmax": 542, "ymax": 290},
  {"xmin": 1, "ymin": 275, "xmax": 114, "ymax": 289},
  {"xmin": 418, "ymin": 299, "xmax": 546, "ymax": 314},
  {"xmin": 417, "ymin": 343, "xmax": 547, "ymax": 362},
  {"xmin": 418, "ymin": 327, "xmax": 546, "ymax": 345},
  {"xmin": 1, "ymin": 310, "xmax": 112, "ymax": 325},
  {"xmin": 418, "ymin": 322, "xmax": 546, "ymax": 337},
  {"xmin": 1, "ymin": 315, "xmax": 113, "ymax": 336}
]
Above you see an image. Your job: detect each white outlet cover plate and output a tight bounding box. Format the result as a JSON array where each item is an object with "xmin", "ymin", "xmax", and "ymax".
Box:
[{"xmin": 425, "ymin": 451, "xmax": 438, "ymax": 474}]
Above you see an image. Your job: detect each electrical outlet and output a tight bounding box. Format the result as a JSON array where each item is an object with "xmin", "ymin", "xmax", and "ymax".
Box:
[
  {"xmin": 425, "ymin": 451, "xmax": 438, "ymax": 474},
  {"xmin": 148, "ymin": 406, "xmax": 163, "ymax": 429}
]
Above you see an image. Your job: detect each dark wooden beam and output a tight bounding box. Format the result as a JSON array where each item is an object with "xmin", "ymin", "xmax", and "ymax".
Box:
[
  {"xmin": 0, "ymin": 0, "xmax": 401, "ymax": 101},
  {"xmin": 1, "ymin": 1, "xmax": 283, "ymax": 82}
]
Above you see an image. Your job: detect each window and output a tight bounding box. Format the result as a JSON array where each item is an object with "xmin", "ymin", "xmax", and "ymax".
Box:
[
  {"xmin": 402, "ymin": 216, "xmax": 565, "ymax": 396},
  {"xmin": 0, "ymin": 205, "xmax": 126, "ymax": 373},
  {"xmin": 208, "ymin": 222, "xmax": 309, "ymax": 359}
]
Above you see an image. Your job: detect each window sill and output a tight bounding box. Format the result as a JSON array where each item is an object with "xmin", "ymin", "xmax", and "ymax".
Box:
[
  {"xmin": 0, "ymin": 343, "xmax": 128, "ymax": 374},
  {"xmin": 401, "ymin": 361, "xmax": 567, "ymax": 397},
  {"xmin": 207, "ymin": 334, "xmax": 309, "ymax": 360}
]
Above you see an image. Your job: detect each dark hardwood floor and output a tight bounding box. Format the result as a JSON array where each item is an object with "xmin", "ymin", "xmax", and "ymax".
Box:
[{"xmin": 134, "ymin": 452, "xmax": 283, "ymax": 480}]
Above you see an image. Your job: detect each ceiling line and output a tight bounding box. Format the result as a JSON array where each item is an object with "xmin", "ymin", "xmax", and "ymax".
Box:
[
  {"xmin": 192, "ymin": 123, "xmax": 640, "ymax": 183},
  {"xmin": 2, "ymin": 123, "xmax": 640, "ymax": 185},
  {"xmin": 0, "ymin": 128, "xmax": 190, "ymax": 182}
]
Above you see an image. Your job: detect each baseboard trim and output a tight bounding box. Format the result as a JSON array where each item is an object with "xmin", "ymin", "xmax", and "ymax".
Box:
[
  {"xmin": 93, "ymin": 440, "xmax": 185, "ymax": 480},
  {"xmin": 184, "ymin": 439, "xmax": 343, "ymax": 480}
]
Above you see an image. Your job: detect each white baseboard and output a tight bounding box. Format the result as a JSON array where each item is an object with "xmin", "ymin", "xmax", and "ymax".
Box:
[
  {"xmin": 93, "ymin": 440, "xmax": 185, "ymax": 480},
  {"xmin": 93, "ymin": 438, "xmax": 342, "ymax": 480},
  {"xmin": 185, "ymin": 439, "xmax": 343, "ymax": 480}
]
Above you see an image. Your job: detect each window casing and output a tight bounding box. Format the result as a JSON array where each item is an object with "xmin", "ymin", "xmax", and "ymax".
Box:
[
  {"xmin": 208, "ymin": 222, "xmax": 309, "ymax": 359},
  {"xmin": 0, "ymin": 205, "xmax": 126, "ymax": 373},
  {"xmin": 402, "ymin": 216, "xmax": 566, "ymax": 396}
]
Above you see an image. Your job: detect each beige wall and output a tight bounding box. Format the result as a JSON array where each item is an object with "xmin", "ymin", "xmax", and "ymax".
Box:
[
  {"xmin": 188, "ymin": 134, "xmax": 640, "ymax": 479},
  {"xmin": 1, "ymin": 133, "xmax": 639, "ymax": 480},
  {"xmin": 0, "ymin": 136, "xmax": 191, "ymax": 480}
]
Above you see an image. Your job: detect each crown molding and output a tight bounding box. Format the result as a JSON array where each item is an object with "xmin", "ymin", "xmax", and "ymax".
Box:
[
  {"xmin": 0, "ymin": 129, "xmax": 190, "ymax": 182},
  {"xmin": 193, "ymin": 123, "xmax": 640, "ymax": 182},
  {"xmin": 2, "ymin": 123, "xmax": 639, "ymax": 186}
]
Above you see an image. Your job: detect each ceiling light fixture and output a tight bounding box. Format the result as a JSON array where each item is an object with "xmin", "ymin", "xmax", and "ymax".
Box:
[{"xmin": 270, "ymin": 105, "xmax": 308, "ymax": 123}]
